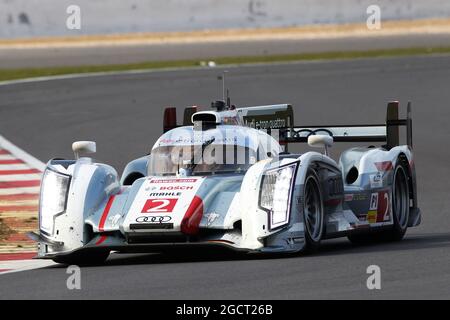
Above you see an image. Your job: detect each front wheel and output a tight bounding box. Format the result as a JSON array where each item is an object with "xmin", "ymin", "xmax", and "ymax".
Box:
[{"xmin": 301, "ymin": 170, "xmax": 325, "ymax": 253}]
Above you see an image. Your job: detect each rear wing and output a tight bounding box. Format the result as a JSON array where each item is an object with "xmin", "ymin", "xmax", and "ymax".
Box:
[
  {"xmin": 282, "ymin": 101, "xmax": 413, "ymax": 150},
  {"xmin": 236, "ymin": 104, "xmax": 294, "ymax": 131},
  {"xmin": 163, "ymin": 101, "xmax": 413, "ymax": 151},
  {"xmin": 163, "ymin": 104, "xmax": 295, "ymax": 132}
]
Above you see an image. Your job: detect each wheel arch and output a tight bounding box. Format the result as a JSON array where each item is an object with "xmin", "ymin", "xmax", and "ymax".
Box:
[
  {"xmin": 396, "ymin": 152, "xmax": 415, "ymax": 207},
  {"xmin": 295, "ymin": 152, "xmax": 341, "ymax": 235},
  {"xmin": 122, "ymin": 172, "xmax": 145, "ymax": 186},
  {"xmin": 120, "ymin": 156, "xmax": 148, "ymax": 185},
  {"xmin": 296, "ymin": 152, "xmax": 338, "ymax": 185}
]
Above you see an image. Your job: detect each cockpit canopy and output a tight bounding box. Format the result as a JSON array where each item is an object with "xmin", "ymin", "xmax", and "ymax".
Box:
[{"xmin": 148, "ymin": 125, "xmax": 281, "ymax": 176}]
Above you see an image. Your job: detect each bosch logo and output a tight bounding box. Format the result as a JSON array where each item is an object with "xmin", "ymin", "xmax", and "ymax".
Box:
[
  {"xmin": 136, "ymin": 216, "xmax": 172, "ymax": 223},
  {"xmin": 160, "ymin": 186, "xmax": 193, "ymax": 190}
]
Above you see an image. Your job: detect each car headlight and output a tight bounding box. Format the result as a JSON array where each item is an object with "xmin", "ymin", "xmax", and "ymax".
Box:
[
  {"xmin": 39, "ymin": 168, "xmax": 71, "ymax": 236},
  {"xmin": 259, "ymin": 162, "xmax": 298, "ymax": 230}
]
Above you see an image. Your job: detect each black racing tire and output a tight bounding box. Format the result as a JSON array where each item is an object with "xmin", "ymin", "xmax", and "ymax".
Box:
[
  {"xmin": 385, "ymin": 162, "xmax": 410, "ymax": 241},
  {"xmin": 52, "ymin": 250, "xmax": 110, "ymax": 266},
  {"xmin": 348, "ymin": 161, "xmax": 410, "ymax": 245},
  {"xmin": 301, "ymin": 169, "xmax": 325, "ymax": 253}
]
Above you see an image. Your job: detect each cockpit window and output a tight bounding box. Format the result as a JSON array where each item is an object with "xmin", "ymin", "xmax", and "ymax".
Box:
[{"xmin": 148, "ymin": 144, "xmax": 258, "ymax": 176}]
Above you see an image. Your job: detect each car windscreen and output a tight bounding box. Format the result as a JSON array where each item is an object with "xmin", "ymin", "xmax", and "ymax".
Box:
[{"xmin": 148, "ymin": 144, "xmax": 258, "ymax": 176}]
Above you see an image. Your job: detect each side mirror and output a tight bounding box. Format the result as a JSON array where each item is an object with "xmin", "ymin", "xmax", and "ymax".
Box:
[
  {"xmin": 72, "ymin": 141, "xmax": 96, "ymax": 159},
  {"xmin": 308, "ymin": 135, "xmax": 333, "ymax": 156}
]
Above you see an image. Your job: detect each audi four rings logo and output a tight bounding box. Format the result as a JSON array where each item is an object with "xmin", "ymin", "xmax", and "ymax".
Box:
[{"xmin": 136, "ymin": 216, "xmax": 172, "ymax": 223}]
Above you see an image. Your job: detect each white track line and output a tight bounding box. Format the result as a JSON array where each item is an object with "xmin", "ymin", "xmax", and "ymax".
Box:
[
  {"xmin": 0, "ymin": 186, "xmax": 41, "ymax": 195},
  {"xmin": 0, "ymin": 174, "xmax": 42, "ymax": 182},
  {"xmin": 0, "ymin": 200, "xmax": 37, "ymax": 206},
  {"xmin": 1, "ymin": 54, "xmax": 449, "ymax": 88},
  {"xmin": 0, "ymin": 66, "xmax": 210, "ymax": 87},
  {"xmin": 0, "ymin": 260, "xmax": 56, "ymax": 275},
  {"xmin": 0, "ymin": 135, "xmax": 46, "ymax": 171},
  {"xmin": 0, "ymin": 61, "xmax": 313, "ymax": 87},
  {"xmin": 0, "ymin": 155, "xmax": 15, "ymax": 160},
  {"xmin": 0, "ymin": 164, "xmax": 32, "ymax": 171}
]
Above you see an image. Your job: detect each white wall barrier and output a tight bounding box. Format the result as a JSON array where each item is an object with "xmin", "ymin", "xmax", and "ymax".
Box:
[{"xmin": 1, "ymin": 0, "xmax": 450, "ymax": 38}]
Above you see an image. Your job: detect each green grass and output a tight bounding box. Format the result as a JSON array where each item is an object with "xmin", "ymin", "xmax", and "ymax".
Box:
[{"xmin": 1, "ymin": 46, "xmax": 450, "ymax": 82}]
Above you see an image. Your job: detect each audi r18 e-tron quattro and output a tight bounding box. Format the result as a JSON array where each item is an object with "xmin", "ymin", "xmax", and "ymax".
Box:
[{"xmin": 30, "ymin": 99, "xmax": 421, "ymax": 265}]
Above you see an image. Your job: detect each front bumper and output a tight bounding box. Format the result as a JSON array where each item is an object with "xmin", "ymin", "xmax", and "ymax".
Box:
[{"xmin": 29, "ymin": 231, "xmax": 254, "ymax": 259}]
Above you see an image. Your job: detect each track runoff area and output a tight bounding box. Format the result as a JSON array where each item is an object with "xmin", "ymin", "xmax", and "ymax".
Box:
[{"xmin": 0, "ymin": 136, "xmax": 55, "ymax": 274}]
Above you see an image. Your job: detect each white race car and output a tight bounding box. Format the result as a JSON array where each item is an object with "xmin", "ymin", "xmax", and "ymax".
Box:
[{"xmin": 30, "ymin": 100, "xmax": 421, "ymax": 265}]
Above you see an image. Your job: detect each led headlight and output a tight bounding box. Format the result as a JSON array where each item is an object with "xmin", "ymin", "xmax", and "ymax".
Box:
[
  {"xmin": 259, "ymin": 162, "xmax": 298, "ymax": 230},
  {"xmin": 39, "ymin": 168, "xmax": 71, "ymax": 236}
]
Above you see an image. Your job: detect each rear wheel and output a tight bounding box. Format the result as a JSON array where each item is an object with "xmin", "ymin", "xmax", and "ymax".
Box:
[
  {"xmin": 386, "ymin": 163, "xmax": 410, "ymax": 240},
  {"xmin": 301, "ymin": 170, "xmax": 324, "ymax": 253},
  {"xmin": 53, "ymin": 250, "xmax": 110, "ymax": 266},
  {"xmin": 348, "ymin": 162, "xmax": 410, "ymax": 244}
]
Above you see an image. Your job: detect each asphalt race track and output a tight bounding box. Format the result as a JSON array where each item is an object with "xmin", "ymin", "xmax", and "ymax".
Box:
[{"xmin": 1, "ymin": 55, "xmax": 450, "ymax": 299}]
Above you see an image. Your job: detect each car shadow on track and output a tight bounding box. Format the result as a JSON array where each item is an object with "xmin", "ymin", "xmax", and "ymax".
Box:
[
  {"xmin": 45, "ymin": 232, "xmax": 450, "ymax": 269},
  {"xmin": 315, "ymin": 232, "xmax": 450, "ymax": 257}
]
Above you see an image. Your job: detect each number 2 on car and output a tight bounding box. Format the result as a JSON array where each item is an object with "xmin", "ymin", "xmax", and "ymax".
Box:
[{"xmin": 141, "ymin": 199, "xmax": 178, "ymax": 213}]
